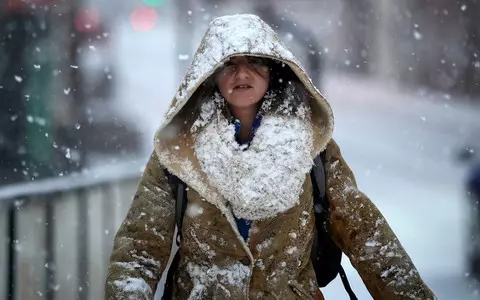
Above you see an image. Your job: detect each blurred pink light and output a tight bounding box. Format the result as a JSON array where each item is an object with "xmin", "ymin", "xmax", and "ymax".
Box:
[{"xmin": 130, "ymin": 6, "xmax": 158, "ymax": 32}]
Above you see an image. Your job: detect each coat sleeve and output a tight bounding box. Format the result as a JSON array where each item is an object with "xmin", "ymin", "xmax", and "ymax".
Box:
[
  {"xmin": 105, "ymin": 152, "xmax": 176, "ymax": 300},
  {"xmin": 324, "ymin": 139, "xmax": 437, "ymax": 300}
]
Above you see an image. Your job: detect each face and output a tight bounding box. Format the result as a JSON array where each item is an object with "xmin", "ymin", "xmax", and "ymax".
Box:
[{"xmin": 215, "ymin": 56, "xmax": 270, "ymax": 109}]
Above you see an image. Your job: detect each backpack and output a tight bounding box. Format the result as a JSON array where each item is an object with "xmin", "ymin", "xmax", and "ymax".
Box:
[{"xmin": 162, "ymin": 152, "xmax": 357, "ymax": 300}]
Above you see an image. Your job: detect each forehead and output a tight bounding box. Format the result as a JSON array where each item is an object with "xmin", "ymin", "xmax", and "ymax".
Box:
[
  {"xmin": 227, "ymin": 56, "xmax": 249, "ymax": 63},
  {"xmin": 226, "ymin": 55, "xmax": 267, "ymax": 63}
]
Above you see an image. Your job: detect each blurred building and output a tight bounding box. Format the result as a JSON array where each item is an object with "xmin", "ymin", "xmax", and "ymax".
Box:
[
  {"xmin": 0, "ymin": 0, "xmax": 140, "ymax": 186},
  {"xmin": 193, "ymin": 0, "xmax": 480, "ymax": 99}
]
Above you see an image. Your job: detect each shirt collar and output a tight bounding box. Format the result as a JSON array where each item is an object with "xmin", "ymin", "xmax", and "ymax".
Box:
[{"xmin": 233, "ymin": 114, "xmax": 263, "ymax": 145}]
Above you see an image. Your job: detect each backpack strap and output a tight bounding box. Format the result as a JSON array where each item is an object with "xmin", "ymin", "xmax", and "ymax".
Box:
[
  {"xmin": 311, "ymin": 152, "xmax": 358, "ymax": 300},
  {"xmin": 162, "ymin": 169, "xmax": 188, "ymax": 300},
  {"xmin": 174, "ymin": 181, "xmax": 187, "ymax": 246},
  {"xmin": 338, "ymin": 266, "xmax": 358, "ymax": 300},
  {"xmin": 311, "ymin": 152, "xmax": 327, "ymax": 216},
  {"xmin": 164, "ymin": 169, "xmax": 188, "ymax": 245},
  {"xmin": 310, "ymin": 152, "xmax": 342, "ymax": 287}
]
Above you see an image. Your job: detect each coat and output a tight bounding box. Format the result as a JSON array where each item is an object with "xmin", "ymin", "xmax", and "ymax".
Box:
[{"xmin": 105, "ymin": 14, "xmax": 436, "ymax": 300}]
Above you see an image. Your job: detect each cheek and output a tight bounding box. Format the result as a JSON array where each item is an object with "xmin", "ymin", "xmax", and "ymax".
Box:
[
  {"xmin": 259, "ymin": 76, "xmax": 269, "ymax": 95},
  {"xmin": 217, "ymin": 76, "xmax": 232, "ymax": 97}
]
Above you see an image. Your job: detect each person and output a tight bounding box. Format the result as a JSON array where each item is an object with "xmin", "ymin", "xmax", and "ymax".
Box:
[
  {"xmin": 460, "ymin": 146, "xmax": 480, "ymax": 282},
  {"xmin": 105, "ymin": 14, "xmax": 436, "ymax": 299},
  {"xmin": 468, "ymin": 161, "xmax": 480, "ymax": 281}
]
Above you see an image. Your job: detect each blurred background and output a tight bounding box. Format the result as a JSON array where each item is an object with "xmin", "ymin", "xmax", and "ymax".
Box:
[{"xmin": 1, "ymin": 0, "xmax": 480, "ymax": 299}]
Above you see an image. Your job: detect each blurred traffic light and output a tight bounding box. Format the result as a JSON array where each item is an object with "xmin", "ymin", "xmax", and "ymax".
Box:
[
  {"xmin": 142, "ymin": 0, "xmax": 166, "ymax": 7},
  {"xmin": 130, "ymin": 6, "xmax": 158, "ymax": 31}
]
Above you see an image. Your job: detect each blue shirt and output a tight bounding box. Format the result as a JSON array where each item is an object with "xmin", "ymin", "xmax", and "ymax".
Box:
[{"xmin": 232, "ymin": 115, "xmax": 262, "ymax": 241}]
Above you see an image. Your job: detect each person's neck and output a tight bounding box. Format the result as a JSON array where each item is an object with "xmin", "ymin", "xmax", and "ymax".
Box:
[{"xmin": 229, "ymin": 104, "xmax": 258, "ymax": 143}]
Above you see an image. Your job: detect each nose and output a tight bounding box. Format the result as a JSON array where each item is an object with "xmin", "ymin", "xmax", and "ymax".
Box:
[{"xmin": 234, "ymin": 64, "xmax": 250, "ymax": 80}]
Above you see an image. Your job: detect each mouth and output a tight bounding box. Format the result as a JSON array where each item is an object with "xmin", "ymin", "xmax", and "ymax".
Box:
[{"xmin": 233, "ymin": 84, "xmax": 253, "ymax": 90}]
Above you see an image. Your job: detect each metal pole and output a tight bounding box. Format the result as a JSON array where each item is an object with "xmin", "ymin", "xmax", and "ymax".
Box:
[
  {"xmin": 45, "ymin": 199, "xmax": 55, "ymax": 300},
  {"xmin": 7, "ymin": 201, "xmax": 16, "ymax": 300},
  {"xmin": 77, "ymin": 189, "xmax": 89, "ymax": 300}
]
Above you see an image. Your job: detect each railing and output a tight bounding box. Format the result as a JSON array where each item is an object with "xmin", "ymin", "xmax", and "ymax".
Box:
[{"xmin": 0, "ymin": 161, "xmax": 144, "ymax": 300}]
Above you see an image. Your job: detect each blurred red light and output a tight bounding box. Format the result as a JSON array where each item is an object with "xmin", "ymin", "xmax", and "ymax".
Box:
[
  {"xmin": 75, "ymin": 8, "xmax": 101, "ymax": 33},
  {"xmin": 130, "ymin": 6, "xmax": 158, "ymax": 32}
]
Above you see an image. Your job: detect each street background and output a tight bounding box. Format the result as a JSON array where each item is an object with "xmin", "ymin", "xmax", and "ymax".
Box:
[{"xmin": 1, "ymin": 1, "xmax": 480, "ymax": 299}]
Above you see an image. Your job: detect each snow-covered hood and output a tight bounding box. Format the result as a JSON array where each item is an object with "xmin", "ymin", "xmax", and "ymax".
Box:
[
  {"xmin": 155, "ymin": 14, "xmax": 333, "ymax": 153},
  {"xmin": 153, "ymin": 14, "xmax": 334, "ymax": 222}
]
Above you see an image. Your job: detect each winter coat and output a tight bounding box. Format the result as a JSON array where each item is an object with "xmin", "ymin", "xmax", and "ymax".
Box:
[{"xmin": 105, "ymin": 14, "xmax": 436, "ymax": 300}]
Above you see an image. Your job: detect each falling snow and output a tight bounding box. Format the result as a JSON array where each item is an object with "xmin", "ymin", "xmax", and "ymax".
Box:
[
  {"xmin": 413, "ymin": 30, "xmax": 423, "ymax": 40},
  {"xmin": 1, "ymin": 3, "xmax": 479, "ymax": 300}
]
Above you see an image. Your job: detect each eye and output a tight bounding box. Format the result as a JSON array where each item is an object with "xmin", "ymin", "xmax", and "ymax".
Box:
[
  {"xmin": 223, "ymin": 60, "xmax": 234, "ymax": 67},
  {"xmin": 219, "ymin": 61, "xmax": 235, "ymax": 74}
]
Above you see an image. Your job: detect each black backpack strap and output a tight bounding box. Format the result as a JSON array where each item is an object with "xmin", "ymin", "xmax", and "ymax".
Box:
[
  {"xmin": 164, "ymin": 169, "xmax": 188, "ymax": 243},
  {"xmin": 311, "ymin": 151, "xmax": 357, "ymax": 300},
  {"xmin": 339, "ymin": 266, "xmax": 358, "ymax": 300},
  {"xmin": 174, "ymin": 181, "xmax": 188, "ymax": 245},
  {"xmin": 310, "ymin": 152, "xmax": 342, "ymax": 287},
  {"xmin": 311, "ymin": 152, "xmax": 327, "ymax": 216},
  {"xmin": 162, "ymin": 169, "xmax": 188, "ymax": 300}
]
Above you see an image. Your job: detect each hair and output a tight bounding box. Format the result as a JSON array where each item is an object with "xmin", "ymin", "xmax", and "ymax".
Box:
[
  {"xmin": 261, "ymin": 59, "xmax": 312, "ymax": 117},
  {"xmin": 267, "ymin": 59, "xmax": 298, "ymax": 91}
]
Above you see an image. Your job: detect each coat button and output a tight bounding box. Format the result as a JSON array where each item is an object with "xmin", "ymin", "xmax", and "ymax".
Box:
[{"xmin": 240, "ymin": 257, "xmax": 250, "ymax": 266}]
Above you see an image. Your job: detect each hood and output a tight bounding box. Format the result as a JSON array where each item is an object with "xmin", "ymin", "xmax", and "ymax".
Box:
[
  {"xmin": 152, "ymin": 14, "xmax": 334, "ymax": 239},
  {"xmin": 155, "ymin": 14, "xmax": 333, "ymax": 152}
]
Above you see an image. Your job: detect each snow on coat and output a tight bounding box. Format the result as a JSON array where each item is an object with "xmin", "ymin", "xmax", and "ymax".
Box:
[{"xmin": 105, "ymin": 14, "xmax": 436, "ymax": 300}]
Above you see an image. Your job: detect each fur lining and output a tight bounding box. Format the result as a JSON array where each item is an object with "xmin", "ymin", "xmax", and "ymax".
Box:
[{"xmin": 194, "ymin": 93, "xmax": 313, "ymax": 220}]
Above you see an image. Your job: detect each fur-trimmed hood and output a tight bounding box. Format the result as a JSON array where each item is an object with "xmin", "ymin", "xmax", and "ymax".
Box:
[
  {"xmin": 155, "ymin": 14, "xmax": 333, "ymax": 141},
  {"xmin": 153, "ymin": 14, "xmax": 333, "ymax": 215}
]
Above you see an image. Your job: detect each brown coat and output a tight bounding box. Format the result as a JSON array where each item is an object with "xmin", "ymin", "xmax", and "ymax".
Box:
[{"xmin": 105, "ymin": 14, "xmax": 436, "ymax": 300}]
